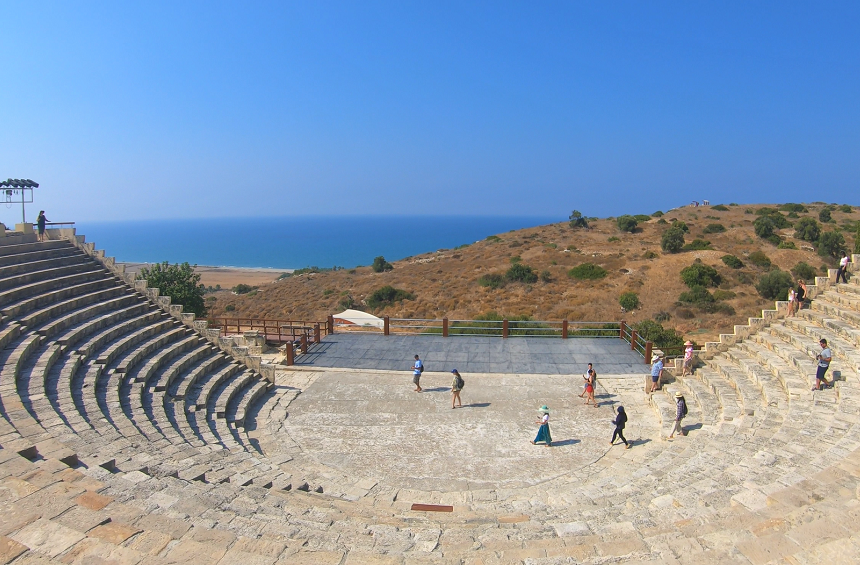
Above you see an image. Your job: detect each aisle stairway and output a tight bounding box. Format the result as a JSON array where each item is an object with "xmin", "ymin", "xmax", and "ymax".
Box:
[{"xmin": 2, "ymin": 233, "xmax": 860, "ymax": 564}]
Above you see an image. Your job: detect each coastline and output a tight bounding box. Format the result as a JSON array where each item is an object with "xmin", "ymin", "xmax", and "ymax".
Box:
[{"xmin": 120, "ymin": 262, "xmax": 289, "ymax": 288}]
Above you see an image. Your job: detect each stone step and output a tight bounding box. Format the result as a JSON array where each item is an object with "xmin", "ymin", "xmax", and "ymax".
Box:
[
  {"xmin": 171, "ymin": 353, "xmax": 231, "ymax": 400},
  {"xmin": 24, "ymin": 286, "xmax": 133, "ymax": 336},
  {"xmin": 0, "ymin": 268, "xmax": 109, "ymax": 310},
  {"xmin": 65, "ymin": 307, "xmax": 161, "ymax": 354},
  {"xmin": 0, "ymin": 243, "xmax": 79, "ymax": 267},
  {"xmin": 193, "ymin": 362, "xmax": 245, "ymax": 410},
  {"xmin": 811, "ymin": 296, "xmax": 860, "ymax": 326},
  {"xmin": 0, "ymin": 251, "xmax": 91, "ymax": 278},
  {"xmin": 151, "ymin": 343, "xmax": 214, "ymax": 392},
  {"xmin": 0, "ymin": 277, "xmax": 118, "ymax": 319},
  {"xmin": 93, "ymin": 318, "xmax": 176, "ymax": 366},
  {"xmin": 0, "ymin": 238, "xmax": 70, "ymax": 257},
  {"xmin": 796, "ymin": 307, "xmax": 860, "ymax": 348}
]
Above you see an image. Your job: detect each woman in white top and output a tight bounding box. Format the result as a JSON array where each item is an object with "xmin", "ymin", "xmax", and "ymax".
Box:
[
  {"xmin": 681, "ymin": 341, "xmax": 694, "ymax": 377},
  {"xmin": 531, "ymin": 406, "xmax": 552, "ymax": 447},
  {"xmin": 836, "ymin": 253, "xmax": 849, "ymax": 284}
]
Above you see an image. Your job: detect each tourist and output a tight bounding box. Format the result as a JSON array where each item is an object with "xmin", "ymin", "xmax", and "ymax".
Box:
[
  {"xmin": 531, "ymin": 405, "xmax": 552, "ymax": 447},
  {"xmin": 36, "ymin": 210, "xmax": 49, "ymax": 242},
  {"xmin": 668, "ymin": 392, "xmax": 687, "ymax": 439},
  {"xmin": 610, "ymin": 406, "xmax": 629, "ymax": 448},
  {"xmin": 813, "ymin": 339, "xmax": 832, "ymax": 391},
  {"xmin": 451, "ymin": 369, "xmax": 463, "ymax": 408},
  {"xmin": 584, "ymin": 369, "xmax": 597, "ymax": 407},
  {"xmin": 681, "ymin": 341, "xmax": 694, "ymax": 377},
  {"xmin": 836, "ymin": 252, "xmax": 850, "ymax": 284},
  {"xmin": 649, "ymin": 354, "xmax": 663, "ymax": 393},
  {"xmin": 412, "ymin": 354, "xmax": 423, "ymax": 392},
  {"xmin": 578, "ymin": 363, "xmax": 593, "ymax": 398},
  {"xmin": 789, "ymin": 279, "xmax": 806, "ymax": 316}
]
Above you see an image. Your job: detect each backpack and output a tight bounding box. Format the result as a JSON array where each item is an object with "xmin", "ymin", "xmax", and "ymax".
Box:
[
  {"xmin": 418, "ymin": 363, "xmax": 424, "ymax": 374},
  {"xmin": 680, "ymin": 400, "xmax": 688, "ymax": 418},
  {"xmin": 456, "ymin": 375, "xmax": 465, "ymax": 389}
]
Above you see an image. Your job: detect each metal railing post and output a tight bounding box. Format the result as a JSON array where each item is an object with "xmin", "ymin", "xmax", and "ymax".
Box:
[
  {"xmin": 442, "ymin": 318, "xmax": 448, "ymax": 337},
  {"xmin": 502, "ymin": 320, "xmax": 509, "ymax": 338},
  {"xmin": 300, "ymin": 334, "xmax": 308, "ymax": 354},
  {"xmin": 384, "ymin": 316, "xmax": 390, "ymax": 336},
  {"xmin": 314, "ymin": 323, "xmax": 321, "ymax": 343},
  {"xmin": 562, "ymin": 320, "xmax": 568, "ymax": 339},
  {"xmin": 327, "ymin": 315, "xmax": 334, "ymax": 334},
  {"xmin": 644, "ymin": 341, "xmax": 653, "ymax": 365},
  {"xmin": 619, "ymin": 320, "xmax": 627, "ymax": 341},
  {"xmin": 630, "ymin": 330, "xmax": 637, "ymax": 350}
]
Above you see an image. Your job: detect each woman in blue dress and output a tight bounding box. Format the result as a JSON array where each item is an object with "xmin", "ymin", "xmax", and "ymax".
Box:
[{"xmin": 531, "ymin": 405, "xmax": 552, "ymax": 447}]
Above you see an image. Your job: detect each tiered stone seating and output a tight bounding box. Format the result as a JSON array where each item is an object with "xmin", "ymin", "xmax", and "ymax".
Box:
[{"xmin": 3, "ymin": 236, "xmax": 860, "ymax": 563}]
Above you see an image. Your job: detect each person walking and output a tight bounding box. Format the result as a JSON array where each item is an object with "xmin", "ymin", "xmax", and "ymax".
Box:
[
  {"xmin": 36, "ymin": 210, "xmax": 49, "ymax": 242},
  {"xmin": 584, "ymin": 369, "xmax": 597, "ymax": 407},
  {"xmin": 531, "ymin": 405, "xmax": 552, "ymax": 447},
  {"xmin": 412, "ymin": 354, "xmax": 423, "ymax": 392},
  {"xmin": 836, "ymin": 252, "xmax": 850, "ymax": 284},
  {"xmin": 450, "ymin": 369, "xmax": 464, "ymax": 408},
  {"xmin": 610, "ymin": 406, "xmax": 629, "ymax": 448},
  {"xmin": 578, "ymin": 363, "xmax": 593, "ymax": 398},
  {"xmin": 681, "ymin": 341, "xmax": 694, "ymax": 377},
  {"xmin": 649, "ymin": 355, "xmax": 663, "ymax": 394},
  {"xmin": 813, "ymin": 339, "xmax": 832, "ymax": 390},
  {"xmin": 668, "ymin": 392, "xmax": 687, "ymax": 439},
  {"xmin": 790, "ymin": 279, "xmax": 806, "ymax": 316}
]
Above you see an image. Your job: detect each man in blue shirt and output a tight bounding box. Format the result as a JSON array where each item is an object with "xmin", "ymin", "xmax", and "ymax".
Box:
[
  {"xmin": 649, "ymin": 355, "xmax": 663, "ymax": 394},
  {"xmin": 412, "ymin": 354, "xmax": 423, "ymax": 392}
]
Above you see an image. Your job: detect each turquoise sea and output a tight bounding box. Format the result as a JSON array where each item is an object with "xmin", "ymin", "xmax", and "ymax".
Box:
[{"xmin": 77, "ymin": 216, "xmax": 559, "ymax": 270}]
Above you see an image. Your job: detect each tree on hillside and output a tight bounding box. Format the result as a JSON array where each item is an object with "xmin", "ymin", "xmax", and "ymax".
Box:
[
  {"xmin": 372, "ymin": 256, "xmax": 394, "ymax": 272},
  {"xmin": 818, "ymin": 231, "xmax": 846, "ymax": 259},
  {"xmin": 855, "ymin": 223, "xmax": 860, "ymax": 254},
  {"xmin": 794, "ymin": 217, "xmax": 820, "ymax": 243},
  {"xmin": 661, "ymin": 226, "xmax": 685, "ymax": 253},
  {"xmin": 616, "ymin": 215, "xmax": 638, "ymax": 233},
  {"xmin": 819, "ymin": 208, "xmax": 832, "ymax": 223},
  {"xmin": 569, "ymin": 210, "xmax": 588, "ymax": 229},
  {"xmin": 137, "ymin": 262, "xmax": 206, "ymax": 316}
]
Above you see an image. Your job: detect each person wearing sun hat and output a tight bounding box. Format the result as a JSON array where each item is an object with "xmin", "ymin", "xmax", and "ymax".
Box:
[
  {"xmin": 531, "ymin": 405, "xmax": 552, "ymax": 447},
  {"xmin": 681, "ymin": 341, "xmax": 694, "ymax": 377},
  {"xmin": 668, "ymin": 392, "xmax": 688, "ymax": 439},
  {"xmin": 649, "ymin": 354, "xmax": 664, "ymax": 394}
]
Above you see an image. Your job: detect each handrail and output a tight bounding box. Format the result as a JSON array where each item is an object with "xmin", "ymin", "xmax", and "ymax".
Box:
[
  {"xmin": 45, "ymin": 222, "xmax": 76, "ymax": 227},
  {"xmin": 209, "ymin": 317, "xmax": 330, "ymax": 344}
]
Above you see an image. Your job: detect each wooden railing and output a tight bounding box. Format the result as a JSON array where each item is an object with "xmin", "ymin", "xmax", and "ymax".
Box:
[{"xmin": 209, "ymin": 317, "xmax": 331, "ymax": 345}]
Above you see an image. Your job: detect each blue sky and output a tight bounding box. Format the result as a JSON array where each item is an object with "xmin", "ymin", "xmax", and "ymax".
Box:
[{"xmin": 1, "ymin": 2, "xmax": 858, "ymax": 223}]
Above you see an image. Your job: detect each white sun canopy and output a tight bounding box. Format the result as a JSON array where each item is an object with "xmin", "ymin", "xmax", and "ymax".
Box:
[{"xmin": 332, "ymin": 309, "xmax": 384, "ymax": 329}]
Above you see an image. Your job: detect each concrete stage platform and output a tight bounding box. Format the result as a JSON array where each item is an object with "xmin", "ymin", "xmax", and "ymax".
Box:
[{"xmin": 292, "ymin": 333, "xmax": 648, "ymax": 375}]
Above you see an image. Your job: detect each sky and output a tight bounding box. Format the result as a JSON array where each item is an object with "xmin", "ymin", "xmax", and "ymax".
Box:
[{"xmin": 1, "ymin": 1, "xmax": 859, "ymax": 223}]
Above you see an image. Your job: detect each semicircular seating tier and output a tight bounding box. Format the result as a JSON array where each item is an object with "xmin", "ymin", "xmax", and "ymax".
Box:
[{"xmin": 1, "ymin": 232, "xmax": 860, "ymax": 564}]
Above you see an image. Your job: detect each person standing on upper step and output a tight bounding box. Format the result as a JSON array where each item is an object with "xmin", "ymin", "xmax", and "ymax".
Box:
[
  {"xmin": 836, "ymin": 252, "xmax": 850, "ymax": 284},
  {"xmin": 681, "ymin": 341, "xmax": 694, "ymax": 377},
  {"xmin": 412, "ymin": 354, "xmax": 423, "ymax": 392},
  {"xmin": 649, "ymin": 354, "xmax": 663, "ymax": 394},
  {"xmin": 668, "ymin": 392, "xmax": 687, "ymax": 439},
  {"xmin": 790, "ymin": 279, "xmax": 806, "ymax": 317},
  {"xmin": 36, "ymin": 210, "xmax": 49, "ymax": 242},
  {"xmin": 813, "ymin": 339, "xmax": 832, "ymax": 391}
]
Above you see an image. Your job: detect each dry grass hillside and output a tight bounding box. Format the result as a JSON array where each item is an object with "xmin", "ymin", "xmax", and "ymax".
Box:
[{"xmin": 205, "ymin": 202, "xmax": 859, "ymax": 343}]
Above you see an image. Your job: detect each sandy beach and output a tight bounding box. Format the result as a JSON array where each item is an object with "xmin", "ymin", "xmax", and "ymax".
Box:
[{"xmin": 120, "ymin": 263, "xmax": 288, "ymax": 289}]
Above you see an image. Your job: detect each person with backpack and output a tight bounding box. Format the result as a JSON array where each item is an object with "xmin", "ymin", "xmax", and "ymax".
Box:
[
  {"xmin": 610, "ymin": 406, "xmax": 629, "ymax": 448},
  {"xmin": 412, "ymin": 354, "xmax": 423, "ymax": 392},
  {"xmin": 451, "ymin": 369, "xmax": 464, "ymax": 408},
  {"xmin": 669, "ymin": 392, "xmax": 687, "ymax": 439},
  {"xmin": 813, "ymin": 339, "xmax": 832, "ymax": 391}
]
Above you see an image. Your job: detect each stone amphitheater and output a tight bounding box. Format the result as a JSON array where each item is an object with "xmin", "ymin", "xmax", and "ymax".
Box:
[{"xmin": 2, "ymin": 227, "xmax": 860, "ymax": 564}]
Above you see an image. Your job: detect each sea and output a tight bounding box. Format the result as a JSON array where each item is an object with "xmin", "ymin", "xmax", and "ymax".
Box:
[{"xmin": 76, "ymin": 216, "xmax": 560, "ymax": 271}]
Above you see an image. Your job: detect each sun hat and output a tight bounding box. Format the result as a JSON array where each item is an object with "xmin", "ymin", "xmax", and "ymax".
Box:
[
  {"xmin": 675, "ymin": 392, "xmax": 684, "ymax": 398},
  {"xmin": 451, "ymin": 369, "xmax": 458, "ymax": 373},
  {"xmin": 538, "ymin": 405, "xmax": 550, "ymax": 412},
  {"xmin": 651, "ymin": 355, "xmax": 661, "ymax": 362},
  {"xmin": 684, "ymin": 341, "xmax": 693, "ymax": 346}
]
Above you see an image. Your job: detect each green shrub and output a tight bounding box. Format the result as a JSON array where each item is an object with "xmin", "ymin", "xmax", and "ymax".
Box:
[
  {"xmin": 616, "ymin": 215, "xmax": 638, "ymax": 233},
  {"xmin": 711, "ymin": 204, "xmax": 730, "ymax": 211},
  {"xmin": 657, "ymin": 218, "xmax": 668, "ymax": 225},
  {"xmin": 653, "ymin": 311, "xmax": 671, "ymax": 322},
  {"xmin": 505, "ymin": 263, "xmax": 538, "ymax": 283},
  {"xmin": 794, "ymin": 217, "xmax": 821, "ymax": 242},
  {"xmin": 777, "ymin": 240, "xmax": 797, "ymax": 249},
  {"xmin": 568, "ymin": 263, "xmax": 608, "ymax": 280},
  {"xmin": 569, "ymin": 210, "xmax": 589, "ymax": 229},
  {"xmin": 748, "ymin": 251, "xmax": 772, "ymax": 269},
  {"xmin": 509, "ymin": 255, "xmax": 521, "ymax": 264},
  {"xmin": 756, "ymin": 209, "xmax": 792, "ymax": 229},
  {"xmin": 486, "ymin": 235, "xmax": 502, "ymax": 242},
  {"xmin": 682, "ymin": 239, "xmax": 712, "ymax": 251},
  {"xmin": 712, "ymin": 289, "xmax": 736, "ymax": 301},
  {"xmin": 753, "ymin": 216, "xmax": 776, "ymax": 239},
  {"xmin": 225, "ymin": 304, "xmax": 235, "ymax": 312},
  {"xmin": 745, "ymin": 208, "xmax": 754, "ymax": 214},
  {"xmin": 478, "ymin": 273, "xmax": 506, "ymax": 289},
  {"xmin": 779, "ymin": 203, "xmax": 808, "ymax": 213},
  {"xmin": 232, "ymin": 284, "xmax": 257, "ymax": 294},
  {"xmin": 756, "ymin": 207, "xmax": 779, "ymax": 216},
  {"xmin": 721, "ymin": 255, "xmax": 744, "ymax": 269},
  {"xmin": 137, "ymin": 261, "xmax": 206, "ymax": 316},
  {"xmin": 702, "ymin": 223, "xmax": 726, "ymax": 234},
  {"xmin": 652, "ymin": 210, "xmax": 664, "ymax": 217},
  {"xmin": 633, "ymin": 214, "xmax": 652, "ymax": 223},
  {"xmin": 818, "ymin": 231, "xmax": 846, "ymax": 259},
  {"xmin": 632, "ymin": 320, "xmax": 685, "ymax": 349},
  {"xmin": 791, "ymin": 262, "xmax": 818, "ymax": 280},
  {"xmin": 676, "ymin": 308, "xmax": 695, "ymax": 319},
  {"xmin": 787, "ymin": 211, "xmax": 799, "ymax": 219},
  {"xmin": 839, "ymin": 204, "xmax": 853, "ymax": 213},
  {"xmin": 678, "ymin": 285, "xmax": 715, "ymax": 306},
  {"xmin": 619, "ymin": 292, "xmax": 640, "ymax": 311},
  {"xmin": 338, "ymin": 295, "xmax": 355, "ymax": 309},
  {"xmin": 643, "ymin": 250, "xmax": 659, "ymax": 259},
  {"xmin": 540, "ymin": 270, "xmax": 552, "ymax": 283},
  {"xmin": 756, "ymin": 270, "xmax": 793, "ymax": 300},
  {"xmin": 680, "ymin": 264, "xmax": 722, "ymax": 288},
  {"xmin": 608, "ymin": 236, "xmax": 620, "ymax": 242},
  {"xmin": 366, "ymin": 285, "xmax": 414, "ymax": 308},
  {"xmin": 672, "ymin": 220, "xmax": 689, "ymax": 232},
  {"xmin": 819, "ymin": 208, "xmax": 832, "ymax": 223},
  {"xmin": 372, "ymin": 256, "xmax": 394, "ymax": 272},
  {"xmin": 661, "ymin": 227, "xmax": 686, "ymax": 253}
]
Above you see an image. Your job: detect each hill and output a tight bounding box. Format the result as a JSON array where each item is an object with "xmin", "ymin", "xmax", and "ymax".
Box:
[{"xmin": 205, "ymin": 202, "xmax": 859, "ymax": 344}]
